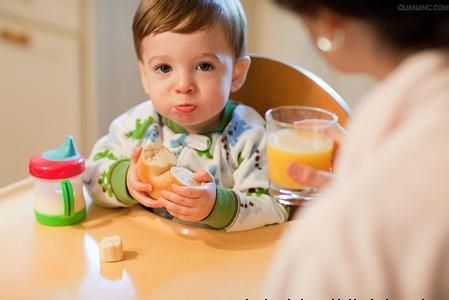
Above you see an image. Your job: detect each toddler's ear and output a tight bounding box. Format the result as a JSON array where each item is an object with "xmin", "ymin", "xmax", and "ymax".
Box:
[
  {"xmin": 138, "ymin": 61, "xmax": 151, "ymax": 95},
  {"xmin": 231, "ymin": 56, "xmax": 251, "ymax": 92}
]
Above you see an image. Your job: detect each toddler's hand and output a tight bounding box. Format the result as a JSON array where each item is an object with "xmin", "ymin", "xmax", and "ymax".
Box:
[
  {"xmin": 159, "ymin": 171, "xmax": 216, "ymax": 222},
  {"xmin": 127, "ymin": 147, "xmax": 163, "ymax": 208}
]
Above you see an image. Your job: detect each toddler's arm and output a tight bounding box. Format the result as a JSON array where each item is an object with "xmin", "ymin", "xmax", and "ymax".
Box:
[{"xmin": 83, "ymin": 102, "xmax": 159, "ymax": 207}]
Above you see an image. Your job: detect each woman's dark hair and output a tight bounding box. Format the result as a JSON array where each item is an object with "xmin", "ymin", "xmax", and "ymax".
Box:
[{"xmin": 274, "ymin": 0, "xmax": 449, "ymax": 51}]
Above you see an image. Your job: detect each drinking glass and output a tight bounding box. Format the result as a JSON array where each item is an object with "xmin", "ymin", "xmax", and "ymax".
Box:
[{"xmin": 265, "ymin": 106, "xmax": 340, "ymax": 205}]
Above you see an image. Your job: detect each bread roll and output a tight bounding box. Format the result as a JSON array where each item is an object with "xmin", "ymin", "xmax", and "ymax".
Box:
[
  {"xmin": 99, "ymin": 235, "xmax": 123, "ymax": 262},
  {"xmin": 137, "ymin": 144, "xmax": 199, "ymax": 199},
  {"xmin": 137, "ymin": 143, "xmax": 176, "ymax": 179}
]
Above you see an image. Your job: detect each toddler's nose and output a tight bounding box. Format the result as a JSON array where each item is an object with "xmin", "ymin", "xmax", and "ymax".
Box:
[{"xmin": 175, "ymin": 73, "xmax": 195, "ymax": 94}]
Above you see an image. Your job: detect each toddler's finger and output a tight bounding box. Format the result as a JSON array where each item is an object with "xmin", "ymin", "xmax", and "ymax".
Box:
[
  {"xmin": 132, "ymin": 147, "xmax": 142, "ymax": 162},
  {"xmin": 170, "ymin": 184, "xmax": 202, "ymax": 198},
  {"xmin": 159, "ymin": 197, "xmax": 191, "ymax": 217},
  {"xmin": 192, "ymin": 171, "xmax": 214, "ymax": 183},
  {"xmin": 131, "ymin": 190, "xmax": 162, "ymax": 208},
  {"xmin": 160, "ymin": 189, "xmax": 194, "ymax": 207},
  {"xmin": 129, "ymin": 180, "xmax": 153, "ymax": 194}
]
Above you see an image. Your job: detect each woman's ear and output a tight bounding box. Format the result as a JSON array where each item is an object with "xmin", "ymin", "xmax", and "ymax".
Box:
[
  {"xmin": 138, "ymin": 61, "xmax": 151, "ymax": 95},
  {"xmin": 231, "ymin": 56, "xmax": 251, "ymax": 92},
  {"xmin": 305, "ymin": 9, "xmax": 345, "ymax": 34}
]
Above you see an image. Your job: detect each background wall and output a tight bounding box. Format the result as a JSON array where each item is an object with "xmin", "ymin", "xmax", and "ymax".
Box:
[
  {"xmin": 0, "ymin": 0, "xmax": 375, "ymax": 187},
  {"xmin": 92, "ymin": 0, "xmax": 147, "ymax": 139}
]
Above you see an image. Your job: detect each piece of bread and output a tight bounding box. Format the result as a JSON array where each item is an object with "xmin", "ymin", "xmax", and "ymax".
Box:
[
  {"xmin": 137, "ymin": 143, "xmax": 176, "ymax": 179},
  {"xmin": 99, "ymin": 235, "xmax": 123, "ymax": 262},
  {"xmin": 137, "ymin": 144, "xmax": 200, "ymax": 199}
]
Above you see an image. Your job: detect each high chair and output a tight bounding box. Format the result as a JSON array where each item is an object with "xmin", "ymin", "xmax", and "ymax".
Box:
[{"xmin": 231, "ymin": 55, "xmax": 351, "ymax": 126}]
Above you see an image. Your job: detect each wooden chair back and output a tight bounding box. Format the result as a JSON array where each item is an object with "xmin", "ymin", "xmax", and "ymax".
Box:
[{"xmin": 231, "ymin": 55, "xmax": 351, "ymax": 126}]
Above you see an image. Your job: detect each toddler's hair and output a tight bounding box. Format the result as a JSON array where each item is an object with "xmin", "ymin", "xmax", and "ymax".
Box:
[{"xmin": 132, "ymin": 0, "xmax": 247, "ymax": 60}]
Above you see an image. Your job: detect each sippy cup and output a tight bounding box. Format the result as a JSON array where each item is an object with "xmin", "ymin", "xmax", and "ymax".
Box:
[{"xmin": 29, "ymin": 135, "xmax": 86, "ymax": 226}]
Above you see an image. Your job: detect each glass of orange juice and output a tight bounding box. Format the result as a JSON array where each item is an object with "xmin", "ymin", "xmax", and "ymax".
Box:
[{"xmin": 266, "ymin": 106, "xmax": 339, "ymax": 205}]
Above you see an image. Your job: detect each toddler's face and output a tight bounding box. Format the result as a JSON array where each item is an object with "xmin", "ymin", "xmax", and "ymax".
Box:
[{"xmin": 138, "ymin": 24, "xmax": 248, "ymax": 133}]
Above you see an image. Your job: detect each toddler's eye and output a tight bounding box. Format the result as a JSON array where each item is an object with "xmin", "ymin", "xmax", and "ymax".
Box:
[
  {"xmin": 196, "ymin": 62, "xmax": 214, "ymax": 71},
  {"xmin": 155, "ymin": 64, "xmax": 172, "ymax": 73}
]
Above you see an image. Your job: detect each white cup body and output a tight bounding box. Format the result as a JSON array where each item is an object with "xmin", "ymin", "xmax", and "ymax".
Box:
[{"xmin": 33, "ymin": 175, "xmax": 85, "ymax": 216}]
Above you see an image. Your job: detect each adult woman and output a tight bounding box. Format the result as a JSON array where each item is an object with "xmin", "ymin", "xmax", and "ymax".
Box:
[{"xmin": 265, "ymin": 1, "xmax": 449, "ymax": 299}]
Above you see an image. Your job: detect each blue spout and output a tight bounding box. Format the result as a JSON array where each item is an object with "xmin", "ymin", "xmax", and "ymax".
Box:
[{"xmin": 42, "ymin": 135, "xmax": 79, "ymax": 161}]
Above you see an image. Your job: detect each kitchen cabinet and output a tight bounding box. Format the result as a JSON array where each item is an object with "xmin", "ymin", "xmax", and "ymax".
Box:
[{"xmin": 0, "ymin": 0, "xmax": 145, "ymax": 186}]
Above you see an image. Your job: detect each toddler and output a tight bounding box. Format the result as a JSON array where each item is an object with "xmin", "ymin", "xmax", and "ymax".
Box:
[{"xmin": 84, "ymin": 0, "xmax": 288, "ymax": 231}]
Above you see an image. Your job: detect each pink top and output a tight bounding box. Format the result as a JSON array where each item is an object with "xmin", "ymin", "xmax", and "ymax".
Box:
[{"xmin": 265, "ymin": 51, "xmax": 449, "ymax": 299}]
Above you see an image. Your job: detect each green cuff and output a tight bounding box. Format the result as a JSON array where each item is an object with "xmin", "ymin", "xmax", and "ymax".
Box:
[
  {"xmin": 199, "ymin": 187, "xmax": 238, "ymax": 229},
  {"xmin": 108, "ymin": 159, "xmax": 137, "ymax": 206}
]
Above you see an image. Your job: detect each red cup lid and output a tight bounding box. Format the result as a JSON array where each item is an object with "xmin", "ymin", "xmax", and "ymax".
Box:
[
  {"xmin": 29, "ymin": 154, "xmax": 85, "ymax": 179},
  {"xmin": 28, "ymin": 135, "xmax": 85, "ymax": 179}
]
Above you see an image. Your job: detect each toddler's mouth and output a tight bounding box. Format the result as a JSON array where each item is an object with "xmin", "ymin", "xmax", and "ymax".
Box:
[{"xmin": 175, "ymin": 104, "xmax": 197, "ymax": 113}]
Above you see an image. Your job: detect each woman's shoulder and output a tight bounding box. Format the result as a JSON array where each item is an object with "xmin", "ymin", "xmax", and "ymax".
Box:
[
  {"xmin": 391, "ymin": 50, "xmax": 449, "ymax": 115},
  {"xmin": 386, "ymin": 50, "xmax": 449, "ymax": 90},
  {"xmin": 400, "ymin": 50, "xmax": 449, "ymax": 73},
  {"xmin": 352, "ymin": 50, "xmax": 449, "ymax": 122}
]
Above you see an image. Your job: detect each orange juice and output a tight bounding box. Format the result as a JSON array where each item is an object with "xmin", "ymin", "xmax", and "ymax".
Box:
[{"xmin": 267, "ymin": 128, "xmax": 334, "ymax": 189}]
